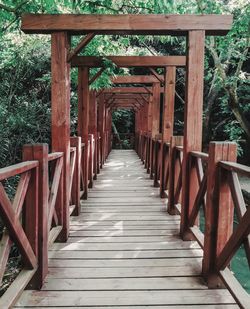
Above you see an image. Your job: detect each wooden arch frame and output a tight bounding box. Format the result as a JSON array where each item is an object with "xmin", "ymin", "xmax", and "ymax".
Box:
[{"xmin": 21, "ymin": 12, "xmax": 232, "ymax": 240}]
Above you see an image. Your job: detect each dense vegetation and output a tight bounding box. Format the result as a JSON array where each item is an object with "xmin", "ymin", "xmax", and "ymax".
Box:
[
  {"xmin": 0, "ymin": 0, "xmax": 249, "ymax": 296},
  {"xmin": 0, "ymin": 0, "xmax": 249, "ymax": 165}
]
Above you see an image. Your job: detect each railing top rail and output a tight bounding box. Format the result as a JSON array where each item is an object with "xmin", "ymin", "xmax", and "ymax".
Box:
[
  {"xmin": 219, "ymin": 161, "xmax": 250, "ymax": 177},
  {"xmin": 190, "ymin": 151, "xmax": 208, "ymax": 161},
  {"xmin": 48, "ymin": 152, "xmax": 63, "ymax": 162},
  {"xmin": 0, "ymin": 161, "xmax": 39, "ymax": 181},
  {"xmin": 175, "ymin": 145, "xmax": 183, "ymax": 152}
]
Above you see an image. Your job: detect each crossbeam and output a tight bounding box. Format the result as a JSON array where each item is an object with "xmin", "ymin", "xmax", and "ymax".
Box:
[
  {"xmin": 112, "ymin": 75, "xmax": 163, "ymax": 84},
  {"xmin": 71, "ymin": 56, "xmax": 186, "ymax": 67},
  {"xmin": 21, "ymin": 14, "xmax": 232, "ymax": 35},
  {"xmin": 103, "ymin": 87, "xmax": 164, "ymax": 94}
]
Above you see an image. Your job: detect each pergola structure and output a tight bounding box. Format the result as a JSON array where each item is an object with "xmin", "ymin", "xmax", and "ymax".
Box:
[
  {"xmin": 2, "ymin": 13, "xmax": 249, "ymax": 309},
  {"xmin": 20, "ymin": 11, "xmax": 233, "ymax": 278}
]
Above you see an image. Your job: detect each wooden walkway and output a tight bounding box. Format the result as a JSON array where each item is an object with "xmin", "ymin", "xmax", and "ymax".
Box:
[{"xmin": 15, "ymin": 150, "xmax": 238, "ymax": 308}]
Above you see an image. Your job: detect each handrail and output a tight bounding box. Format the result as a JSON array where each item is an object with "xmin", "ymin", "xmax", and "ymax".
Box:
[
  {"xmin": 219, "ymin": 161, "xmax": 250, "ymax": 177},
  {"xmin": 0, "ymin": 161, "xmax": 38, "ymax": 181},
  {"xmin": 136, "ymin": 132, "xmax": 250, "ymax": 308},
  {"xmin": 48, "ymin": 152, "xmax": 63, "ymax": 162}
]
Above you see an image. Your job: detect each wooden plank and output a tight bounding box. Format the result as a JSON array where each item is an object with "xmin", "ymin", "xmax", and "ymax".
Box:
[
  {"xmin": 69, "ymin": 224, "xmax": 179, "ymax": 231},
  {"xmin": 69, "ymin": 220, "xmax": 180, "ymax": 226},
  {"xmin": 48, "ymin": 249, "xmax": 203, "ymax": 260},
  {"xmin": 47, "ymin": 265, "xmax": 201, "ymax": 278},
  {"xmin": 50, "ymin": 241, "xmax": 200, "ymax": 251},
  {"xmin": 14, "ymin": 304, "xmax": 239, "ymax": 309},
  {"xmin": 14, "ymin": 289, "xmax": 235, "ymax": 307},
  {"xmin": 21, "ymin": 14, "xmax": 233, "ymax": 35},
  {"xmin": 66, "ymin": 235, "xmax": 181, "ymax": 243},
  {"xmin": 71, "ymin": 56, "xmax": 186, "ymax": 67},
  {"xmin": 42, "ymin": 276, "xmax": 206, "ymax": 291},
  {"xmin": 48, "ymin": 257, "xmax": 201, "ymax": 268}
]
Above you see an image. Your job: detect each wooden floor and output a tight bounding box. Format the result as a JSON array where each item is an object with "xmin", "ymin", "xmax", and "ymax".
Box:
[{"xmin": 15, "ymin": 150, "xmax": 238, "ymax": 308}]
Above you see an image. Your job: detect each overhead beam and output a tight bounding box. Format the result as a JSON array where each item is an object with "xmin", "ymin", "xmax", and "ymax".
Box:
[
  {"xmin": 103, "ymin": 87, "xmax": 164, "ymax": 94},
  {"xmin": 112, "ymin": 75, "xmax": 163, "ymax": 84},
  {"xmin": 21, "ymin": 14, "xmax": 233, "ymax": 35},
  {"xmin": 104, "ymin": 94, "xmax": 149, "ymax": 100},
  {"xmin": 71, "ymin": 56, "xmax": 186, "ymax": 67}
]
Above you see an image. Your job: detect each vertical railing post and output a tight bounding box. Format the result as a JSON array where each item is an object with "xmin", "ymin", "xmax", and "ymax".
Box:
[
  {"xmin": 202, "ymin": 141, "xmax": 237, "ymax": 287},
  {"xmin": 154, "ymin": 138, "xmax": 161, "ymax": 187},
  {"xmin": 23, "ymin": 143, "xmax": 48, "ymax": 288},
  {"xmin": 167, "ymin": 136, "xmax": 183, "ymax": 215},
  {"xmin": 97, "ymin": 132, "xmax": 100, "ymax": 174},
  {"xmin": 70, "ymin": 137, "xmax": 81, "ymax": 216}
]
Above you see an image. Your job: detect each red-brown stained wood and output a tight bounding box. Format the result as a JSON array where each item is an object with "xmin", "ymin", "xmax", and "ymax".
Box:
[
  {"xmin": 0, "ymin": 171, "xmax": 31, "ymax": 283},
  {"xmin": 160, "ymin": 67, "xmax": 176, "ymax": 197},
  {"xmin": 70, "ymin": 137, "xmax": 81, "ymax": 216},
  {"xmin": 103, "ymin": 87, "xmax": 164, "ymax": 94},
  {"xmin": 180, "ymin": 30, "xmax": 205, "ymax": 239},
  {"xmin": 202, "ymin": 142, "xmax": 237, "ymax": 288},
  {"xmin": 0, "ymin": 183, "xmax": 37, "ymax": 269},
  {"xmin": 112, "ymin": 75, "xmax": 162, "ymax": 84},
  {"xmin": 167, "ymin": 136, "xmax": 183, "ymax": 213},
  {"xmin": 21, "ymin": 14, "xmax": 233, "ymax": 35},
  {"xmin": 23, "ymin": 144, "xmax": 49, "ymax": 288},
  {"xmin": 89, "ymin": 90, "xmax": 97, "ymax": 179},
  {"xmin": 67, "ymin": 33, "xmax": 95, "ymax": 62},
  {"xmin": 98, "ymin": 93, "xmax": 106, "ymax": 168},
  {"xmin": 71, "ymin": 56, "xmax": 186, "ymax": 68},
  {"xmin": 51, "ymin": 32, "xmax": 71, "ymax": 241},
  {"xmin": 77, "ymin": 67, "xmax": 89, "ymax": 199},
  {"xmin": 0, "ymin": 161, "xmax": 38, "ymax": 181},
  {"xmin": 88, "ymin": 134, "xmax": 94, "ymax": 188}
]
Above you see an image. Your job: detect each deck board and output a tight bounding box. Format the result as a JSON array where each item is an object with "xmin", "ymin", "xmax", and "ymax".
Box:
[{"xmin": 14, "ymin": 150, "xmax": 238, "ymax": 308}]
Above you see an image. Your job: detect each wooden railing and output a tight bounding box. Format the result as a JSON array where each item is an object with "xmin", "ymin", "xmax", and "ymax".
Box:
[
  {"xmin": 0, "ymin": 132, "xmax": 108, "ymax": 307},
  {"xmin": 136, "ymin": 133, "xmax": 250, "ymax": 308}
]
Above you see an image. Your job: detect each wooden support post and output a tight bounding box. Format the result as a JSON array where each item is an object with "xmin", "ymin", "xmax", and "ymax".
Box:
[
  {"xmin": 51, "ymin": 32, "xmax": 71, "ymax": 241},
  {"xmin": 180, "ymin": 30, "xmax": 205, "ymax": 239},
  {"xmin": 150, "ymin": 82, "xmax": 160, "ymax": 181},
  {"xmin": 78, "ymin": 67, "xmax": 89, "ymax": 199},
  {"xmin": 146, "ymin": 94, "xmax": 153, "ymax": 172},
  {"xmin": 70, "ymin": 137, "xmax": 81, "ymax": 216},
  {"xmin": 89, "ymin": 90, "xmax": 97, "ymax": 180},
  {"xmin": 160, "ymin": 67, "xmax": 176, "ymax": 197},
  {"xmin": 23, "ymin": 144, "xmax": 48, "ymax": 288},
  {"xmin": 202, "ymin": 142, "xmax": 237, "ymax": 287},
  {"xmin": 98, "ymin": 93, "xmax": 105, "ymax": 168},
  {"xmin": 167, "ymin": 136, "xmax": 183, "ymax": 214}
]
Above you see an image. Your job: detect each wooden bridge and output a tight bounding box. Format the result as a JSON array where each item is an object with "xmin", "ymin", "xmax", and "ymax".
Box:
[{"xmin": 0, "ymin": 13, "xmax": 249, "ymax": 309}]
